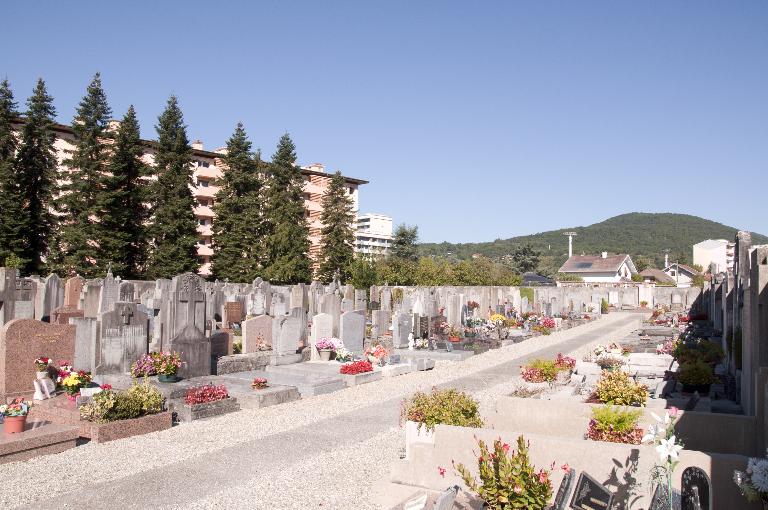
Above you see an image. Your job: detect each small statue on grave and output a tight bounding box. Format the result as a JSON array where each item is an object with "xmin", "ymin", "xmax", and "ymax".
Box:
[
  {"xmin": 407, "ymin": 333, "xmax": 414, "ymax": 351},
  {"xmin": 33, "ymin": 372, "xmax": 55, "ymax": 401}
]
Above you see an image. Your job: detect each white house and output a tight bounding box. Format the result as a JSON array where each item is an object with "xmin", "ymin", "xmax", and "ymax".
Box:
[
  {"xmin": 558, "ymin": 253, "xmax": 637, "ymax": 283},
  {"xmin": 662, "ymin": 263, "xmax": 700, "ymax": 288},
  {"xmin": 693, "ymin": 239, "xmax": 735, "ymax": 274}
]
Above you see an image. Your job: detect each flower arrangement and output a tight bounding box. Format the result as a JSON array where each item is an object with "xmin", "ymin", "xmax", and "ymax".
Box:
[
  {"xmin": 335, "ymin": 347, "xmax": 353, "ymax": 362},
  {"xmin": 642, "ymin": 408, "xmax": 683, "ymax": 509},
  {"xmin": 251, "ymin": 378, "xmax": 268, "ymax": 390},
  {"xmin": 365, "ymin": 344, "xmax": 388, "ymax": 362},
  {"xmin": 0, "ymin": 398, "xmax": 32, "ymax": 417},
  {"xmin": 596, "ymin": 353, "xmax": 626, "ymax": 371},
  {"xmin": 184, "ymin": 384, "xmax": 229, "ymax": 405},
  {"xmin": 130, "ymin": 352, "xmax": 183, "ymax": 377},
  {"xmin": 467, "ymin": 300, "xmax": 480, "ymax": 310},
  {"xmin": 594, "ymin": 370, "xmax": 648, "ymax": 406},
  {"xmin": 60, "ymin": 370, "xmax": 92, "ymax": 396},
  {"xmin": 656, "ymin": 340, "xmax": 676, "ymax": 356},
  {"xmin": 400, "ymin": 388, "xmax": 482, "ymax": 431},
  {"xmin": 56, "ymin": 361, "xmax": 73, "ymax": 385},
  {"xmin": 80, "ymin": 380, "xmax": 165, "ymax": 423},
  {"xmin": 315, "ymin": 338, "xmax": 341, "ymax": 351},
  {"xmin": 433, "ymin": 321, "xmax": 448, "ymax": 333},
  {"xmin": 541, "ymin": 317, "xmax": 556, "ymax": 329},
  {"xmin": 586, "ymin": 405, "xmax": 643, "ymax": 444},
  {"xmin": 453, "ymin": 435, "xmax": 553, "ymax": 510},
  {"xmin": 34, "ymin": 356, "xmax": 51, "ymax": 372},
  {"xmin": 340, "ymin": 360, "xmax": 372, "ymax": 375},
  {"xmin": 465, "ymin": 317, "xmax": 484, "ymax": 328},
  {"xmin": 555, "ymin": 353, "xmax": 576, "ymax": 371},
  {"xmin": 489, "ymin": 313, "xmax": 507, "ymax": 326},
  {"xmin": 444, "ymin": 324, "xmax": 463, "ymax": 338},
  {"xmin": 521, "ymin": 354, "xmax": 574, "ymax": 383},
  {"xmin": 414, "ymin": 337, "xmax": 429, "ymax": 350},
  {"xmin": 734, "ymin": 454, "xmax": 768, "ymax": 505}
]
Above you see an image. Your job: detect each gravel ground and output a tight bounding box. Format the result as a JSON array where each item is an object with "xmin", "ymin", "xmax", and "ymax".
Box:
[{"xmin": 0, "ymin": 312, "xmax": 643, "ymax": 510}]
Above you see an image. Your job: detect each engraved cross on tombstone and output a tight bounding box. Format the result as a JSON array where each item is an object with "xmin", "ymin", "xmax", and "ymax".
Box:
[{"xmin": 120, "ymin": 305, "xmax": 133, "ymax": 325}]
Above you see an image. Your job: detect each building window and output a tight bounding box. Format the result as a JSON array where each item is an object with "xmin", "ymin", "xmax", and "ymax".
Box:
[
  {"xmin": 199, "ymin": 180, "xmax": 209, "ymax": 187},
  {"xmin": 201, "ymin": 161, "xmax": 210, "ymax": 168}
]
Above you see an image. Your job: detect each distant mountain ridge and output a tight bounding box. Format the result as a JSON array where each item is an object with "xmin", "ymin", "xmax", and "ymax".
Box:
[{"xmin": 419, "ymin": 212, "xmax": 767, "ymax": 271}]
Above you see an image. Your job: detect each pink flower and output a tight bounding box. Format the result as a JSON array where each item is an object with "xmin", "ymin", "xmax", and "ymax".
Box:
[
  {"xmin": 538, "ymin": 470, "xmax": 549, "ymax": 484},
  {"xmin": 100, "ymin": 384, "xmax": 112, "ymax": 390},
  {"xmin": 438, "ymin": 466, "xmax": 446, "ymax": 477},
  {"xmin": 513, "ymin": 484, "xmax": 523, "ymax": 494},
  {"xmin": 669, "ymin": 407, "xmax": 679, "ymax": 418},
  {"xmin": 561, "ymin": 463, "xmax": 570, "ymax": 472},
  {"xmin": 502, "ymin": 443, "xmax": 510, "ymax": 454}
]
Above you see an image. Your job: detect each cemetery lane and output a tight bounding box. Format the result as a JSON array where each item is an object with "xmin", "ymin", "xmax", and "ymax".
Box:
[{"xmin": 1, "ymin": 313, "xmax": 644, "ymax": 510}]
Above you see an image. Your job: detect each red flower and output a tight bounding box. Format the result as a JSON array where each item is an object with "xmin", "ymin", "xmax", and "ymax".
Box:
[
  {"xmin": 502, "ymin": 443, "xmax": 510, "ymax": 454},
  {"xmin": 561, "ymin": 463, "xmax": 570, "ymax": 472},
  {"xmin": 538, "ymin": 470, "xmax": 549, "ymax": 484},
  {"xmin": 100, "ymin": 384, "xmax": 112, "ymax": 390},
  {"xmin": 438, "ymin": 466, "xmax": 446, "ymax": 477}
]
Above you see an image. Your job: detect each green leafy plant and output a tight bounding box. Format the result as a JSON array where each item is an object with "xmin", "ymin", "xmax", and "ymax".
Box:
[
  {"xmin": 80, "ymin": 379, "xmax": 164, "ymax": 423},
  {"xmin": 454, "ymin": 435, "xmax": 552, "ymax": 510},
  {"xmin": 594, "ymin": 370, "xmax": 648, "ymax": 406},
  {"xmin": 521, "ymin": 359, "xmax": 559, "ymax": 383},
  {"xmin": 400, "ymin": 388, "xmax": 482, "ymax": 431},
  {"xmin": 586, "ymin": 405, "xmax": 643, "ymax": 444},
  {"xmin": 677, "ymin": 360, "xmax": 715, "ymax": 387},
  {"xmin": 601, "ymin": 298, "xmax": 609, "ymax": 314}
]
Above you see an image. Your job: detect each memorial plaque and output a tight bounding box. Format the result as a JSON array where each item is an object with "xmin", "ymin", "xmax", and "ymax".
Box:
[
  {"xmin": 682, "ymin": 466, "xmax": 710, "ymax": 510},
  {"xmin": 553, "ymin": 469, "xmax": 575, "ymax": 510},
  {"xmin": 570, "ymin": 472, "xmax": 613, "ymax": 510}
]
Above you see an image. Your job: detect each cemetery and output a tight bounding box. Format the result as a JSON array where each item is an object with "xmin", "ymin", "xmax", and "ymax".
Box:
[{"xmin": 0, "ymin": 256, "xmax": 765, "ymax": 510}]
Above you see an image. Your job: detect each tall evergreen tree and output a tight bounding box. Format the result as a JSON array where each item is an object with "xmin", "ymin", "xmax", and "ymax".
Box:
[
  {"xmin": 317, "ymin": 171, "xmax": 355, "ymax": 282},
  {"xmin": 262, "ymin": 133, "xmax": 312, "ymax": 284},
  {"xmin": 53, "ymin": 73, "xmax": 112, "ymax": 277},
  {"xmin": 146, "ymin": 96, "xmax": 198, "ymax": 278},
  {"xmin": 14, "ymin": 79, "xmax": 58, "ymax": 274},
  {"xmin": 211, "ymin": 123, "xmax": 264, "ymax": 281},
  {"xmin": 391, "ymin": 224, "xmax": 419, "ymax": 261},
  {"xmin": 0, "ymin": 79, "xmax": 26, "ymax": 266},
  {"xmin": 97, "ymin": 106, "xmax": 149, "ymax": 279}
]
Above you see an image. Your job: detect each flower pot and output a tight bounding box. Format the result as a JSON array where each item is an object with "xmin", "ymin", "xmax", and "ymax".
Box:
[
  {"xmin": 681, "ymin": 383, "xmax": 711, "ymax": 394},
  {"xmin": 319, "ymin": 349, "xmax": 333, "ymax": 362},
  {"xmin": 448, "ymin": 336, "xmax": 461, "ymax": 343},
  {"xmin": 65, "ymin": 392, "xmax": 79, "ymax": 401},
  {"xmin": 158, "ymin": 374, "xmax": 179, "ymax": 383},
  {"xmin": 3, "ymin": 415, "xmax": 27, "ymax": 434}
]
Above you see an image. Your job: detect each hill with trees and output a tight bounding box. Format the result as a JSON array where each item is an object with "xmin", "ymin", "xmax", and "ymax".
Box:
[{"xmin": 419, "ymin": 212, "xmax": 768, "ymax": 276}]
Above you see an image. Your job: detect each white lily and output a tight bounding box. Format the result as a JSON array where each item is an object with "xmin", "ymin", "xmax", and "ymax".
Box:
[
  {"xmin": 656, "ymin": 435, "xmax": 682, "ymax": 463},
  {"xmin": 641, "ymin": 424, "xmax": 657, "ymax": 444}
]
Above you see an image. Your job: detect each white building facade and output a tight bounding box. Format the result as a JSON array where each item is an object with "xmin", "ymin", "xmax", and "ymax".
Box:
[
  {"xmin": 693, "ymin": 239, "xmax": 735, "ymax": 274},
  {"xmin": 557, "ymin": 253, "xmax": 638, "ymax": 283},
  {"xmin": 355, "ymin": 213, "xmax": 393, "ymax": 257}
]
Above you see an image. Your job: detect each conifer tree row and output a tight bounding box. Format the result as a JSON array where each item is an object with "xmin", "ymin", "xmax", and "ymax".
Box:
[
  {"xmin": 317, "ymin": 171, "xmax": 355, "ymax": 282},
  {"xmin": 211, "ymin": 123, "xmax": 264, "ymax": 281},
  {"xmin": 52, "ymin": 73, "xmax": 112, "ymax": 277},
  {"xmin": 0, "ymin": 79, "xmax": 24, "ymax": 267}
]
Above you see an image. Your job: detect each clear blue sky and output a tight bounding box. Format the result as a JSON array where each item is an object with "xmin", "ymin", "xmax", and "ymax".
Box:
[{"xmin": 3, "ymin": 1, "xmax": 767, "ymax": 243}]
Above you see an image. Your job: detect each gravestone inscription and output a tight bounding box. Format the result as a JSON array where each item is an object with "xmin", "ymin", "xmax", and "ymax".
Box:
[
  {"xmin": 570, "ymin": 472, "xmax": 613, "ymax": 510},
  {"xmin": 681, "ymin": 466, "xmax": 710, "ymax": 510}
]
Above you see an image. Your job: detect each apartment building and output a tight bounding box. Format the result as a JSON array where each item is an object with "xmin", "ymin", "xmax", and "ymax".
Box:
[
  {"xmin": 355, "ymin": 213, "xmax": 393, "ymax": 257},
  {"xmin": 16, "ymin": 121, "xmax": 367, "ymax": 275}
]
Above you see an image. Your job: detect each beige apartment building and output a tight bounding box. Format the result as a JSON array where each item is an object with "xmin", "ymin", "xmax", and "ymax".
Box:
[{"xmin": 14, "ymin": 121, "xmax": 367, "ymax": 275}]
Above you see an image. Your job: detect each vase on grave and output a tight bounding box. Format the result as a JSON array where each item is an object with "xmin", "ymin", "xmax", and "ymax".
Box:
[
  {"xmin": 319, "ymin": 349, "xmax": 333, "ymax": 362},
  {"xmin": 3, "ymin": 415, "xmax": 27, "ymax": 434},
  {"xmin": 158, "ymin": 374, "xmax": 179, "ymax": 383}
]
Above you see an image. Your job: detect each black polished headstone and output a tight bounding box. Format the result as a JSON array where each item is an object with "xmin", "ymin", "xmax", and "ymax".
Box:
[
  {"xmin": 649, "ymin": 484, "xmax": 671, "ymax": 510},
  {"xmin": 682, "ymin": 466, "xmax": 710, "ymax": 510},
  {"xmin": 570, "ymin": 472, "xmax": 613, "ymax": 510},
  {"xmin": 553, "ymin": 468, "xmax": 575, "ymax": 510}
]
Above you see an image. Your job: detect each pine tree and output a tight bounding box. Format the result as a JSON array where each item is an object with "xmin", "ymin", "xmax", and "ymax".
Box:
[
  {"xmin": 14, "ymin": 79, "xmax": 58, "ymax": 274},
  {"xmin": 317, "ymin": 171, "xmax": 355, "ymax": 282},
  {"xmin": 211, "ymin": 123, "xmax": 264, "ymax": 281},
  {"xmin": 391, "ymin": 224, "xmax": 419, "ymax": 261},
  {"xmin": 146, "ymin": 96, "xmax": 199, "ymax": 279},
  {"xmin": 53, "ymin": 73, "xmax": 112, "ymax": 277},
  {"xmin": 0, "ymin": 79, "xmax": 26, "ymax": 266},
  {"xmin": 97, "ymin": 106, "xmax": 149, "ymax": 279},
  {"xmin": 262, "ymin": 133, "xmax": 312, "ymax": 284}
]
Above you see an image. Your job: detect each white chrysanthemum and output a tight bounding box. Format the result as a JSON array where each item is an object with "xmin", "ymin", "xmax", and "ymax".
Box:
[{"xmin": 750, "ymin": 459, "xmax": 768, "ymax": 492}]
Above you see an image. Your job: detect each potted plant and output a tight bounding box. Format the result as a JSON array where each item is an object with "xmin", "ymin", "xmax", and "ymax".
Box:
[
  {"xmin": 315, "ymin": 338, "xmax": 339, "ymax": 362},
  {"xmin": 677, "ymin": 360, "xmax": 715, "ymax": 394},
  {"xmin": 454, "ymin": 435, "xmax": 553, "ymax": 509},
  {"xmin": 445, "ymin": 324, "xmax": 462, "ymax": 342},
  {"xmin": 60, "ymin": 369, "xmax": 92, "ymax": 400},
  {"xmin": 335, "ymin": 347, "xmax": 353, "ymax": 363},
  {"xmin": 734, "ymin": 453, "xmax": 768, "ymax": 508},
  {"xmin": 596, "ymin": 353, "xmax": 626, "ymax": 372},
  {"xmin": 154, "ymin": 352, "xmax": 183, "ymax": 382},
  {"xmin": 1, "ymin": 398, "xmax": 32, "ymax": 434},
  {"xmin": 251, "ymin": 378, "xmax": 268, "ymax": 390}
]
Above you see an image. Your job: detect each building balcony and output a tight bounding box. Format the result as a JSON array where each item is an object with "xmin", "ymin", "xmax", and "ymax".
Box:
[
  {"xmin": 194, "ymin": 205, "xmax": 214, "ymax": 217},
  {"xmin": 197, "ymin": 245, "xmax": 213, "ymax": 256},
  {"xmin": 197, "ymin": 224, "xmax": 213, "ymax": 236},
  {"xmin": 194, "ymin": 166, "xmax": 221, "ymax": 180},
  {"xmin": 193, "ymin": 185, "xmax": 218, "ymax": 199}
]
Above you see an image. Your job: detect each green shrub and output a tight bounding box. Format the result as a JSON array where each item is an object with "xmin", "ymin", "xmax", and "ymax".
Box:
[
  {"xmin": 594, "ymin": 371, "xmax": 648, "ymax": 406},
  {"xmin": 591, "ymin": 405, "xmax": 641, "ymax": 434},
  {"xmin": 601, "ymin": 298, "xmax": 609, "ymax": 314},
  {"xmin": 233, "ymin": 340, "xmax": 242, "ymax": 354},
  {"xmin": 678, "ymin": 360, "xmax": 715, "ymax": 386},
  {"xmin": 80, "ymin": 380, "xmax": 165, "ymax": 423},
  {"xmin": 522, "ymin": 359, "xmax": 559, "ymax": 382},
  {"xmin": 455, "ymin": 435, "xmax": 552, "ymax": 510},
  {"xmin": 401, "ymin": 388, "xmax": 482, "ymax": 431}
]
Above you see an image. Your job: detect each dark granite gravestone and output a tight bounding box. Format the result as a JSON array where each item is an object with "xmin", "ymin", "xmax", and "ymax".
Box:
[
  {"xmin": 369, "ymin": 301, "xmax": 380, "ymax": 311},
  {"xmin": 570, "ymin": 472, "xmax": 613, "ymax": 510},
  {"xmin": 682, "ymin": 466, "xmax": 710, "ymax": 510},
  {"xmin": 649, "ymin": 484, "xmax": 670, "ymax": 510},
  {"xmin": 684, "ymin": 392, "xmax": 701, "ymax": 411},
  {"xmin": 553, "ymin": 468, "xmax": 575, "ymax": 510},
  {"xmin": 433, "ymin": 485, "xmax": 459, "ymax": 510}
]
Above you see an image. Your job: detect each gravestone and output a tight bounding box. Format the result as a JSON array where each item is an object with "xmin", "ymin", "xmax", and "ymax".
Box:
[
  {"xmin": 166, "ymin": 272, "xmax": 207, "ymax": 345},
  {"xmin": 433, "ymin": 485, "xmax": 459, "ymax": 510},
  {"xmin": 684, "ymin": 392, "xmax": 701, "ymax": 411},
  {"xmin": 210, "ymin": 329, "xmax": 233, "ymax": 368},
  {"xmin": 64, "ymin": 276, "xmax": 85, "ymax": 309},
  {"xmin": 242, "ymin": 315, "xmax": 272, "ymax": 353},
  {"xmin": 380, "ymin": 287, "xmax": 392, "ymax": 312},
  {"xmin": 119, "ymin": 281, "xmax": 135, "ymax": 303},
  {"xmin": 275, "ymin": 316, "xmax": 302, "ymax": 355},
  {"xmin": 340, "ymin": 311, "xmax": 365, "ymax": 353},
  {"xmin": 320, "ymin": 293, "xmax": 341, "ymax": 335},
  {"xmin": 354, "ymin": 289, "xmax": 367, "ymax": 312},
  {"xmin": 82, "ymin": 279, "xmax": 102, "ymax": 318},
  {"xmin": 649, "ymin": 484, "xmax": 671, "ymax": 510},
  {"xmin": 310, "ymin": 313, "xmax": 334, "ymax": 361},
  {"xmin": 38, "ymin": 273, "xmax": 64, "ymax": 322},
  {"xmin": 341, "ymin": 298, "xmax": 353, "ymax": 313},
  {"xmin": 271, "ymin": 294, "xmax": 287, "ymax": 317},
  {"xmin": 570, "ymin": 472, "xmax": 613, "ymax": 510},
  {"xmin": 223, "ymin": 301, "xmax": 244, "ymax": 325},
  {"xmin": 97, "ymin": 302, "xmax": 148, "ymax": 374},
  {"xmin": 392, "ymin": 313, "xmax": 412, "ymax": 348},
  {"xmin": 681, "ymin": 466, "xmax": 710, "ymax": 510},
  {"xmin": 521, "ymin": 296, "xmax": 529, "ymax": 314},
  {"xmin": 99, "ymin": 271, "xmax": 120, "ymax": 314},
  {"xmin": 290, "ymin": 283, "xmax": 307, "ymax": 311},
  {"xmin": 171, "ymin": 324, "xmax": 211, "ymax": 378},
  {"xmin": 72, "ymin": 317, "xmax": 99, "ymax": 372},
  {"xmin": 552, "ymin": 468, "xmax": 575, "ymax": 510},
  {"xmin": 0, "ymin": 319, "xmax": 76, "ymax": 399},
  {"xmin": 371, "ymin": 310, "xmax": 391, "ymax": 338},
  {"xmin": 672, "ymin": 293, "xmax": 684, "ymax": 310}
]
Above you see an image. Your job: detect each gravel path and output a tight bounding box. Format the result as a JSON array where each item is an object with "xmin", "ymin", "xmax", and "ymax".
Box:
[{"xmin": 0, "ymin": 312, "xmax": 643, "ymax": 510}]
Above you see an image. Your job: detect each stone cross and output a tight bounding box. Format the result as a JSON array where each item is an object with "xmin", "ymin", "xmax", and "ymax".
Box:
[{"xmin": 120, "ymin": 305, "xmax": 134, "ymax": 325}]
